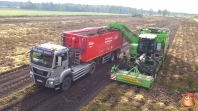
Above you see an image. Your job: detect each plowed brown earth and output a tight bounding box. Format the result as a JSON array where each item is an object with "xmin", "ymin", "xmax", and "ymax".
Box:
[{"xmin": 0, "ymin": 16, "xmax": 176, "ymax": 111}]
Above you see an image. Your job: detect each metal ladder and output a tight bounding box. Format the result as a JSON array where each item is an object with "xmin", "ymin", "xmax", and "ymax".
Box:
[{"xmin": 73, "ymin": 52, "xmax": 81, "ymax": 65}]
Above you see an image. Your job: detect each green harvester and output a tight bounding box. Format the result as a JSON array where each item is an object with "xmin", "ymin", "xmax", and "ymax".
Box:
[{"xmin": 108, "ymin": 22, "xmax": 170, "ymax": 89}]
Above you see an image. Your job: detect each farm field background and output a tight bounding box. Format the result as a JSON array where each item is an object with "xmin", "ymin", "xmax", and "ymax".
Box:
[
  {"xmin": 0, "ymin": 8, "xmax": 129, "ymax": 17},
  {"xmin": 1, "ymin": 9, "xmax": 198, "ymax": 111}
]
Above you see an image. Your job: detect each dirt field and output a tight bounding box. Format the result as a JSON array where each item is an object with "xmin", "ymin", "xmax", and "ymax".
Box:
[{"xmin": 0, "ymin": 15, "xmax": 188, "ymax": 111}]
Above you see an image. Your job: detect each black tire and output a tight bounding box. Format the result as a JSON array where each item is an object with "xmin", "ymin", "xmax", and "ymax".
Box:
[
  {"xmin": 115, "ymin": 49, "xmax": 121, "ymax": 59},
  {"xmin": 88, "ymin": 62, "xmax": 96, "ymax": 74},
  {"xmin": 117, "ymin": 56, "xmax": 127, "ymax": 70},
  {"xmin": 60, "ymin": 76, "xmax": 72, "ymax": 92},
  {"xmin": 109, "ymin": 52, "xmax": 115, "ymax": 62},
  {"xmin": 152, "ymin": 62, "xmax": 158, "ymax": 81},
  {"xmin": 153, "ymin": 73, "xmax": 157, "ymax": 81}
]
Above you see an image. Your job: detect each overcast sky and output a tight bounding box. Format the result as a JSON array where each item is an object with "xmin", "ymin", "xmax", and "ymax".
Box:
[{"xmin": 4, "ymin": 0, "xmax": 198, "ymax": 14}]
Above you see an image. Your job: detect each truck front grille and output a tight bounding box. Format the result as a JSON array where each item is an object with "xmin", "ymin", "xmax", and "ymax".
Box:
[
  {"xmin": 33, "ymin": 67, "xmax": 48, "ymax": 76},
  {"xmin": 34, "ymin": 75, "xmax": 47, "ymax": 86}
]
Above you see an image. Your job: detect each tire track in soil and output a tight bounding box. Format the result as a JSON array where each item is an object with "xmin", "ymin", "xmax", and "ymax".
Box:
[
  {"xmin": 0, "ymin": 17, "xmax": 179, "ymax": 110},
  {"xmin": 0, "ymin": 65, "xmax": 34, "ymax": 98},
  {"xmin": 4, "ymin": 60, "xmax": 120, "ymax": 111}
]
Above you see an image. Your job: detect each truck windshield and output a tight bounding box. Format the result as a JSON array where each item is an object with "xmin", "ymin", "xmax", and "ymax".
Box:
[
  {"xmin": 138, "ymin": 39, "xmax": 154, "ymax": 53},
  {"xmin": 31, "ymin": 51, "xmax": 54, "ymax": 68}
]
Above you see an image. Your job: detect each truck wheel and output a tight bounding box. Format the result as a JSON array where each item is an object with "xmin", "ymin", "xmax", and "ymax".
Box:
[
  {"xmin": 60, "ymin": 77, "xmax": 71, "ymax": 92},
  {"xmin": 109, "ymin": 52, "xmax": 115, "ymax": 62},
  {"xmin": 89, "ymin": 62, "xmax": 96, "ymax": 74},
  {"xmin": 115, "ymin": 49, "xmax": 121, "ymax": 59}
]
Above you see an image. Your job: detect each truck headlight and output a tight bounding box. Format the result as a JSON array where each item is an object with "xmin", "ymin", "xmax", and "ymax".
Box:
[{"xmin": 49, "ymin": 81, "xmax": 54, "ymax": 85}]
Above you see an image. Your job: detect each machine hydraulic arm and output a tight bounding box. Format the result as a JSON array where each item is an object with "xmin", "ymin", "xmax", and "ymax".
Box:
[{"xmin": 108, "ymin": 22, "xmax": 139, "ymax": 43}]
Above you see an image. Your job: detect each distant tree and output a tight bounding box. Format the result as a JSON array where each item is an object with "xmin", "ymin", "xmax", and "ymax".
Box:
[
  {"xmin": 140, "ymin": 8, "xmax": 143, "ymax": 15},
  {"xmin": 96, "ymin": 6, "xmax": 99, "ymax": 12},
  {"xmin": 167, "ymin": 11, "xmax": 170, "ymax": 16},
  {"xmin": 7, "ymin": 4, "xmax": 10, "ymax": 8},
  {"xmin": 108, "ymin": 6, "xmax": 111, "ymax": 13},
  {"xmin": 163, "ymin": 9, "xmax": 168, "ymax": 16},
  {"xmin": 149, "ymin": 8, "xmax": 153, "ymax": 16},
  {"xmin": 132, "ymin": 8, "xmax": 137, "ymax": 14},
  {"xmin": 119, "ymin": 6, "xmax": 122, "ymax": 14},
  {"xmin": 158, "ymin": 9, "xmax": 161, "ymax": 16},
  {"xmin": 128, "ymin": 7, "xmax": 132, "ymax": 14},
  {"xmin": 85, "ymin": 4, "xmax": 90, "ymax": 12}
]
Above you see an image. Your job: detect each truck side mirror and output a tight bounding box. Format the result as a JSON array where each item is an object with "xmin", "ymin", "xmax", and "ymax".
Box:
[{"xmin": 57, "ymin": 56, "xmax": 62, "ymax": 66}]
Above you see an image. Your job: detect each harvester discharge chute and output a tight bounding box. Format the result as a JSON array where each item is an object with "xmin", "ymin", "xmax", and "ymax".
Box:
[{"xmin": 108, "ymin": 22, "xmax": 170, "ymax": 89}]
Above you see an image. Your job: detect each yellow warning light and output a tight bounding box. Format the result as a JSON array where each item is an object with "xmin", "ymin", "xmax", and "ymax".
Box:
[
  {"xmin": 79, "ymin": 55, "xmax": 81, "ymax": 60},
  {"xmin": 51, "ymin": 47, "xmax": 56, "ymax": 51}
]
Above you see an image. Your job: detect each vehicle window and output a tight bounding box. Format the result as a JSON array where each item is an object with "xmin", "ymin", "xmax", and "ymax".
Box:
[
  {"xmin": 62, "ymin": 52, "xmax": 67, "ymax": 61},
  {"xmin": 31, "ymin": 51, "xmax": 53, "ymax": 68},
  {"xmin": 55, "ymin": 52, "xmax": 67, "ymax": 66}
]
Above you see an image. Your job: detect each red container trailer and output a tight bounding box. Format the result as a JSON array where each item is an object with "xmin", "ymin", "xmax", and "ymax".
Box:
[
  {"xmin": 62, "ymin": 26, "xmax": 124, "ymax": 63},
  {"xmin": 29, "ymin": 26, "xmax": 124, "ymax": 91}
]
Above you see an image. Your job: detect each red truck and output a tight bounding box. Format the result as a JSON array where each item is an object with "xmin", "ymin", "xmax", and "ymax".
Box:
[{"xmin": 29, "ymin": 26, "xmax": 123, "ymax": 91}]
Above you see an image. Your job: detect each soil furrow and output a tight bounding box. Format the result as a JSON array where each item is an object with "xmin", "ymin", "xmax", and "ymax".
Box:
[
  {"xmin": 0, "ymin": 69, "xmax": 32, "ymax": 98},
  {"xmin": 0, "ymin": 65, "xmax": 29, "ymax": 84},
  {"xmin": 5, "ymin": 59, "xmax": 119, "ymax": 111}
]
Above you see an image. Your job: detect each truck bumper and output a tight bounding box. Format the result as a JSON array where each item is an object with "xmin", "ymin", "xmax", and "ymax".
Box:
[{"xmin": 29, "ymin": 71, "xmax": 58, "ymax": 88}]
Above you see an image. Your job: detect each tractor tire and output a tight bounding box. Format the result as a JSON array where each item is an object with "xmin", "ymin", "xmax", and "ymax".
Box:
[
  {"xmin": 60, "ymin": 76, "xmax": 72, "ymax": 92},
  {"xmin": 153, "ymin": 73, "xmax": 157, "ymax": 81},
  {"xmin": 115, "ymin": 49, "xmax": 121, "ymax": 59},
  {"xmin": 88, "ymin": 62, "xmax": 96, "ymax": 75},
  {"xmin": 152, "ymin": 61, "xmax": 159, "ymax": 81},
  {"xmin": 117, "ymin": 56, "xmax": 127, "ymax": 70},
  {"xmin": 109, "ymin": 52, "xmax": 115, "ymax": 63}
]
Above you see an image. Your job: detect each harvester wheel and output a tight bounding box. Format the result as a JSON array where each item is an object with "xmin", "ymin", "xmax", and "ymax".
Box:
[
  {"xmin": 152, "ymin": 62, "xmax": 159, "ymax": 81},
  {"xmin": 60, "ymin": 76, "xmax": 72, "ymax": 92},
  {"xmin": 115, "ymin": 49, "xmax": 121, "ymax": 59},
  {"xmin": 109, "ymin": 52, "xmax": 115, "ymax": 62},
  {"xmin": 117, "ymin": 56, "xmax": 127, "ymax": 70},
  {"xmin": 153, "ymin": 73, "xmax": 157, "ymax": 81},
  {"xmin": 88, "ymin": 62, "xmax": 96, "ymax": 74}
]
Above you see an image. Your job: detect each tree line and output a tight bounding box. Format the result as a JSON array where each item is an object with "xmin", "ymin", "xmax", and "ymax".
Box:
[{"xmin": 0, "ymin": 1, "xmax": 193, "ymax": 16}]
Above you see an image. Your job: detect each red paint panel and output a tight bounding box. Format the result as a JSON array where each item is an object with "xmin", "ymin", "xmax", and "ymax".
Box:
[{"xmin": 62, "ymin": 27, "xmax": 123, "ymax": 62}]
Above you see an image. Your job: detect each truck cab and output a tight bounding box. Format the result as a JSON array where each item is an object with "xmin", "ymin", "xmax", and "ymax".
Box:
[{"xmin": 29, "ymin": 43, "xmax": 94, "ymax": 91}]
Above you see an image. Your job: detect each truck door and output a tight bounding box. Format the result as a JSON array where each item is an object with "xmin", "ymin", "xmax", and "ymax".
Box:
[{"xmin": 53, "ymin": 51, "xmax": 68, "ymax": 76}]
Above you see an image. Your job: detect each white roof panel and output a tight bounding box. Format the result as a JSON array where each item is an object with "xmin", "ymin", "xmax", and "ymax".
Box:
[
  {"xmin": 139, "ymin": 34, "xmax": 156, "ymax": 39},
  {"xmin": 39, "ymin": 43, "xmax": 66, "ymax": 50}
]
